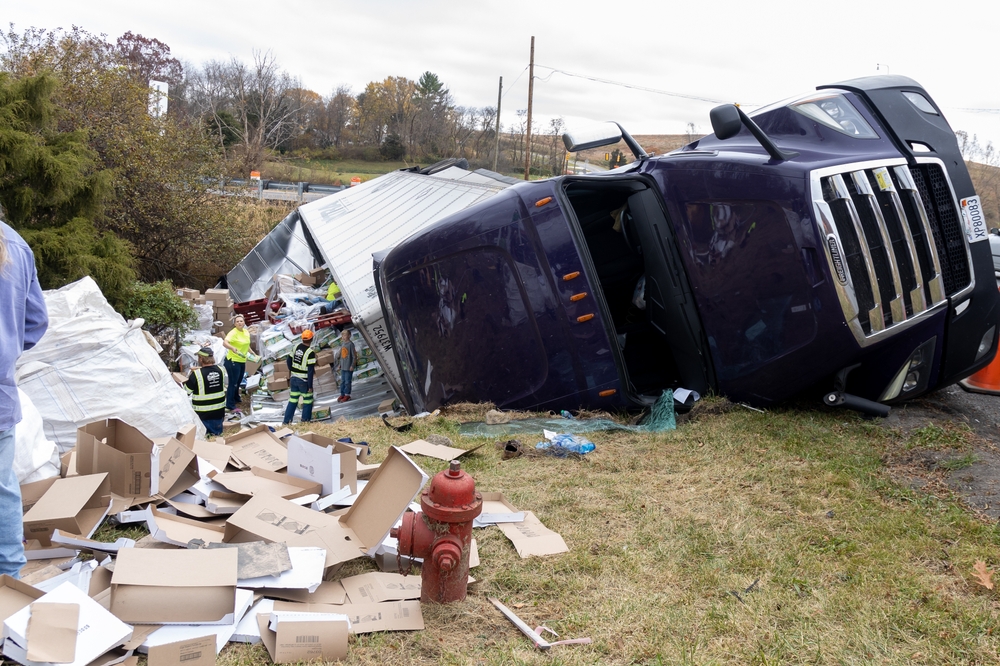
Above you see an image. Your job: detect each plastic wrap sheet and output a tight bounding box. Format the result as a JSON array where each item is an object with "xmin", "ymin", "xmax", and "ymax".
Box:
[
  {"xmin": 458, "ymin": 390, "xmax": 676, "ymax": 438},
  {"xmin": 15, "ymin": 277, "xmax": 205, "ymax": 452},
  {"xmin": 14, "ymin": 389, "xmax": 60, "ymax": 483}
]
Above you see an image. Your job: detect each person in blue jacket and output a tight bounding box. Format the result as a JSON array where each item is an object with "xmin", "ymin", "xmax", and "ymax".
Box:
[{"xmin": 0, "ymin": 220, "xmax": 49, "ymax": 578}]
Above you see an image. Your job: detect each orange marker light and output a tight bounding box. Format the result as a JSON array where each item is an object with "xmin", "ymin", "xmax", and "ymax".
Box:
[
  {"xmin": 535, "ymin": 197, "xmax": 553, "ymax": 207},
  {"xmin": 570, "ymin": 292, "xmax": 587, "ymax": 302},
  {"xmin": 562, "ymin": 271, "xmax": 580, "ymax": 281},
  {"xmin": 576, "ymin": 314, "xmax": 594, "ymax": 323},
  {"xmin": 599, "ymin": 389, "xmax": 617, "ymax": 397}
]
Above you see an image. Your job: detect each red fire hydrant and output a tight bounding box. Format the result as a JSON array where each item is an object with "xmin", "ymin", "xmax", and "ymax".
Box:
[{"xmin": 390, "ymin": 460, "xmax": 482, "ymax": 603}]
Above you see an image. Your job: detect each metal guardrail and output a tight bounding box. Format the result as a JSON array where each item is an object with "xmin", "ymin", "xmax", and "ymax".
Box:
[{"xmin": 206, "ymin": 178, "xmax": 348, "ymax": 203}]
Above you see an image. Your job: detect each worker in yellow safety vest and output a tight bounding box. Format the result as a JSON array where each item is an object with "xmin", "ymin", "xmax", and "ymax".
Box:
[
  {"xmin": 181, "ymin": 347, "xmax": 227, "ymax": 436},
  {"xmin": 321, "ymin": 281, "xmax": 342, "ymax": 315},
  {"xmin": 283, "ymin": 329, "xmax": 317, "ymax": 424}
]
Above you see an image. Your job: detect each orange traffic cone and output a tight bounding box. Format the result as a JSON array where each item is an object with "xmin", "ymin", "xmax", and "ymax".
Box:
[{"xmin": 959, "ymin": 286, "xmax": 1000, "ymax": 395}]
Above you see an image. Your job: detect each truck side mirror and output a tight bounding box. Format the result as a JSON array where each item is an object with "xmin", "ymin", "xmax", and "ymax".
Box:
[
  {"xmin": 710, "ymin": 105, "xmax": 743, "ymax": 140},
  {"xmin": 709, "ymin": 104, "xmax": 798, "ymax": 162}
]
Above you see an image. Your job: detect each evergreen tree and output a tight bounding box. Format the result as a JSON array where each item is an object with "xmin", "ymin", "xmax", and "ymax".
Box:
[{"xmin": 0, "ymin": 72, "xmax": 135, "ymax": 302}]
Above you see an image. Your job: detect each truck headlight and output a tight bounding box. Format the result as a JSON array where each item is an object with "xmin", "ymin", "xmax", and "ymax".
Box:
[{"xmin": 880, "ymin": 338, "xmax": 936, "ymax": 401}]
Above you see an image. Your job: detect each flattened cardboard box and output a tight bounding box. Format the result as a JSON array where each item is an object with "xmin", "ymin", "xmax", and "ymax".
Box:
[
  {"xmin": 209, "ymin": 467, "xmax": 321, "ymax": 500},
  {"xmin": 143, "ymin": 507, "xmax": 227, "ymax": 547},
  {"xmin": 224, "ymin": 446, "xmax": 426, "ymax": 568},
  {"xmin": 76, "ymin": 419, "xmax": 157, "ymax": 496},
  {"xmin": 497, "ymin": 511, "xmax": 569, "ymax": 558},
  {"xmin": 341, "ymin": 572, "xmax": 421, "ymax": 603},
  {"xmin": 224, "ymin": 425, "xmax": 287, "ymax": 472},
  {"xmin": 341, "ymin": 600, "xmax": 423, "ymax": 634},
  {"xmin": 285, "ymin": 432, "xmax": 359, "ymax": 495},
  {"xmin": 22, "ymin": 473, "xmax": 111, "ymax": 547},
  {"xmin": 271, "ymin": 599, "xmax": 423, "ymax": 634},
  {"xmin": 400, "ymin": 439, "xmax": 483, "ymax": 462},
  {"xmin": 111, "ymin": 547, "xmax": 238, "ymax": 624}
]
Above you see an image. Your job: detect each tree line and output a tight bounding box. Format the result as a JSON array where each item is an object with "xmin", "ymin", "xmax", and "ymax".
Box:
[{"xmin": 0, "ymin": 24, "xmax": 572, "ymax": 307}]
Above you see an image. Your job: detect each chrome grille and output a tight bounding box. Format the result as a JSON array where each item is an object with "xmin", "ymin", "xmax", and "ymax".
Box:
[{"xmin": 812, "ymin": 158, "xmax": 969, "ymax": 345}]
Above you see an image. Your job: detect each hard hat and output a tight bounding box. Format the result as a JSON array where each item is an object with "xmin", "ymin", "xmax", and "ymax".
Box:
[{"xmin": 301, "ymin": 329, "xmax": 314, "ymax": 341}]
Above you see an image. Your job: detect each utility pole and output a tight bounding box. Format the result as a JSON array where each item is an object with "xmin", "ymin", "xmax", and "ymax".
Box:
[
  {"xmin": 523, "ymin": 36, "xmax": 535, "ymax": 181},
  {"xmin": 493, "ymin": 76, "xmax": 502, "ymax": 172}
]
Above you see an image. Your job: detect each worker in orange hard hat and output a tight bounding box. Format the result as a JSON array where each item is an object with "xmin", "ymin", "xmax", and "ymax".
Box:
[{"xmin": 283, "ymin": 329, "xmax": 317, "ymax": 424}]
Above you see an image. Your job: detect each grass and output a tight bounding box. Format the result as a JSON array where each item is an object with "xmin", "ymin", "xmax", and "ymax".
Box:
[
  {"xmin": 99, "ymin": 399, "xmax": 1000, "ymax": 664},
  {"xmin": 260, "ymin": 158, "xmax": 413, "ymax": 186}
]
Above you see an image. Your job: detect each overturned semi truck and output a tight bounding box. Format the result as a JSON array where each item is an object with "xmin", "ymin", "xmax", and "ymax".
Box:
[{"xmin": 374, "ymin": 76, "xmax": 1000, "ymax": 416}]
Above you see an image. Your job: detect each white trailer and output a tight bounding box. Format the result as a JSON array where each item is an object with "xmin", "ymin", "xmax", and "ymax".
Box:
[{"xmin": 294, "ymin": 167, "xmax": 511, "ymax": 401}]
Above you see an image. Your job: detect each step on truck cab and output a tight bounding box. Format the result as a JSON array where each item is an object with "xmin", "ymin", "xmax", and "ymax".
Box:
[{"xmin": 374, "ymin": 76, "xmax": 999, "ymax": 416}]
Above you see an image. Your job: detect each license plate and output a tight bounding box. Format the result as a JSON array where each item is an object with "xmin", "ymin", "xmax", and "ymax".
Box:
[{"xmin": 961, "ymin": 195, "xmax": 988, "ymax": 243}]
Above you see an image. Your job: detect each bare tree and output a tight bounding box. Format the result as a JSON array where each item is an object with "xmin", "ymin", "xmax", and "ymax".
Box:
[{"xmin": 188, "ymin": 50, "xmax": 300, "ymax": 172}]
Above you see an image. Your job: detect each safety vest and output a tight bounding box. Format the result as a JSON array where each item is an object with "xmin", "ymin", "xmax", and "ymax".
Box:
[
  {"xmin": 189, "ymin": 365, "xmax": 227, "ymax": 413},
  {"xmin": 289, "ymin": 344, "xmax": 317, "ymax": 379}
]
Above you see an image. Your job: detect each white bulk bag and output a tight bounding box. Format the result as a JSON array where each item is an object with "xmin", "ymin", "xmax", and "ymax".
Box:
[{"xmin": 15, "ymin": 277, "xmax": 204, "ymax": 453}]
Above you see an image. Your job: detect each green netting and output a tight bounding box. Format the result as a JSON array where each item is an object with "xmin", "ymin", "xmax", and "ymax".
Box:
[{"xmin": 458, "ymin": 389, "xmax": 676, "ymax": 437}]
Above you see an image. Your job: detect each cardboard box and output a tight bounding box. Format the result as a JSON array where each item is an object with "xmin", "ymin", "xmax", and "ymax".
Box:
[
  {"xmin": 147, "ymin": 634, "xmax": 216, "ymax": 666},
  {"xmin": 76, "ymin": 419, "xmax": 157, "ymax": 497},
  {"xmin": 22, "ymin": 474, "xmax": 111, "ymax": 546},
  {"xmin": 3, "ymin": 581, "xmax": 133, "ymax": 666},
  {"xmin": 378, "ymin": 397, "xmax": 399, "ymax": 414},
  {"xmin": 273, "ymin": 362, "xmax": 290, "ymax": 378},
  {"xmin": 111, "ymin": 547, "xmax": 239, "ymax": 624},
  {"xmin": 194, "ymin": 295, "xmax": 207, "ymax": 305},
  {"xmin": 138, "ymin": 588, "xmax": 253, "ymax": 654},
  {"xmin": 223, "ymin": 447, "xmax": 426, "ymax": 568},
  {"xmin": 0, "ymin": 576, "xmax": 43, "ymax": 624},
  {"xmin": 315, "ymin": 349, "xmax": 334, "ymax": 366},
  {"xmin": 142, "ymin": 506, "xmax": 228, "ymax": 547},
  {"xmin": 268, "ymin": 376, "xmax": 290, "ymax": 392},
  {"xmin": 286, "ymin": 432, "xmax": 359, "ymax": 495},
  {"xmin": 176, "ymin": 288, "xmax": 200, "ymax": 301},
  {"xmin": 151, "ymin": 434, "xmax": 198, "ymax": 498},
  {"xmin": 314, "ymin": 363, "xmax": 332, "ymax": 378},
  {"xmin": 224, "ymin": 425, "xmax": 288, "ymax": 472},
  {"xmin": 258, "ymin": 611, "xmax": 349, "ymax": 663},
  {"xmin": 19, "ymin": 476, "xmax": 58, "ymax": 514},
  {"xmin": 204, "ymin": 288, "xmax": 231, "ymax": 301},
  {"xmin": 209, "ymin": 468, "xmax": 321, "ymax": 501}
]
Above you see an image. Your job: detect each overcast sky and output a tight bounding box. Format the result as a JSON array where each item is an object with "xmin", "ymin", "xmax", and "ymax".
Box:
[{"xmin": 7, "ymin": 1, "xmax": 1000, "ymax": 155}]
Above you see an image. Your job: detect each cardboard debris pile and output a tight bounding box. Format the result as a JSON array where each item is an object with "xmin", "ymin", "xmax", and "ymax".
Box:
[{"xmin": 6, "ymin": 418, "xmax": 568, "ymax": 663}]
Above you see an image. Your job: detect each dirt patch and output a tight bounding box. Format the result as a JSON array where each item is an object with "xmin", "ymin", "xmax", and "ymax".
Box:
[{"xmin": 878, "ymin": 384, "xmax": 1000, "ymax": 520}]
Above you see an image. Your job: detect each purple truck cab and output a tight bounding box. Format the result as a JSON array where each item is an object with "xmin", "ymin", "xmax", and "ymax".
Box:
[{"xmin": 375, "ymin": 76, "xmax": 999, "ymax": 416}]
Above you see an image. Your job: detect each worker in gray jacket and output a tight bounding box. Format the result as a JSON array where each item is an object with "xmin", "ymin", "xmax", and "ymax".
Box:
[{"xmin": 337, "ymin": 328, "xmax": 356, "ymax": 402}]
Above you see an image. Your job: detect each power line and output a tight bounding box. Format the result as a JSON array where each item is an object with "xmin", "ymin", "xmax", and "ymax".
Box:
[
  {"xmin": 501, "ymin": 65, "xmax": 528, "ymax": 101},
  {"xmin": 534, "ymin": 64, "xmax": 760, "ymax": 106}
]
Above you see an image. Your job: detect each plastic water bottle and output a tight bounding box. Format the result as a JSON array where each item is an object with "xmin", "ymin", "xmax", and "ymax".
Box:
[
  {"xmin": 536, "ymin": 433, "xmax": 595, "ymax": 455},
  {"xmin": 559, "ymin": 410, "xmax": 575, "ymax": 419}
]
